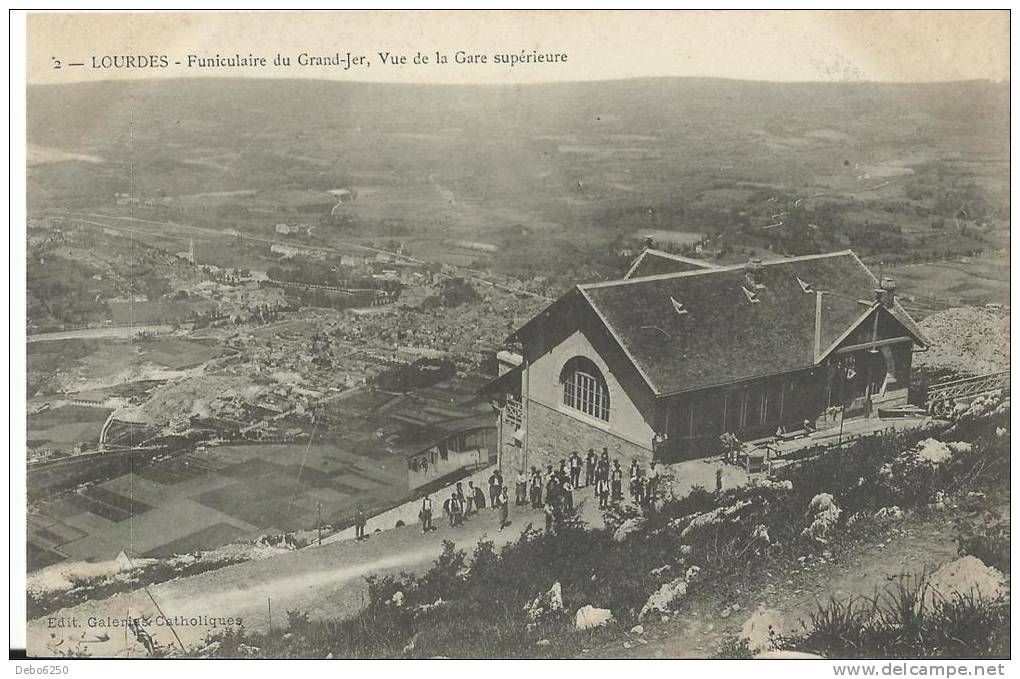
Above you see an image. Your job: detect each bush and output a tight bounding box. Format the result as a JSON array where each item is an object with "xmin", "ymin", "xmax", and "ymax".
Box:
[
  {"xmin": 783, "ymin": 575, "xmax": 1010, "ymax": 659},
  {"xmin": 958, "ymin": 523, "xmax": 1010, "ymax": 574}
]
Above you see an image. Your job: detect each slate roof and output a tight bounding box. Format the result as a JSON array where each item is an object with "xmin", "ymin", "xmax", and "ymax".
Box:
[
  {"xmin": 624, "ymin": 248, "xmax": 716, "ymax": 279},
  {"xmin": 571, "ymin": 251, "xmax": 927, "ymax": 396}
]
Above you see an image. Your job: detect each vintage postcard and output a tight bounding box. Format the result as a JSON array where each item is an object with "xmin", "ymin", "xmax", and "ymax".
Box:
[{"xmin": 15, "ymin": 9, "xmax": 1011, "ymax": 664}]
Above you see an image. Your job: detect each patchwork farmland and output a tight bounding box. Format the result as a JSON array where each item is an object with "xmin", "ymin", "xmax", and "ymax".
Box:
[{"xmin": 26, "ymin": 443, "xmax": 406, "ymax": 571}]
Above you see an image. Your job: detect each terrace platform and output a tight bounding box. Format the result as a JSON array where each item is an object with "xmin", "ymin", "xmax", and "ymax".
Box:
[{"xmin": 736, "ymin": 413, "xmax": 944, "ymax": 474}]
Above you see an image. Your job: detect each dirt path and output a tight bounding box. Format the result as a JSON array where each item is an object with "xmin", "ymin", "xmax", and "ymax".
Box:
[
  {"xmin": 581, "ymin": 511, "xmax": 963, "ymax": 658},
  {"xmin": 30, "ymin": 504, "xmax": 547, "ymax": 658}
]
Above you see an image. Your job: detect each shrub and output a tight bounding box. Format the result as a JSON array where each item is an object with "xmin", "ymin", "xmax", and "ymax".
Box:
[
  {"xmin": 957, "ymin": 523, "xmax": 1010, "ymax": 574},
  {"xmin": 286, "ymin": 609, "xmax": 310, "ymax": 633},
  {"xmin": 781, "ymin": 574, "xmax": 1010, "ymax": 659}
]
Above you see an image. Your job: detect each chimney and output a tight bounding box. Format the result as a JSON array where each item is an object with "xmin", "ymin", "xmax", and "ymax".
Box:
[
  {"xmin": 745, "ymin": 257, "xmax": 765, "ymax": 289},
  {"xmin": 644, "ymin": 235, "xmax": 655, "ymax": 250},
  {"xmin": 874, "ymin": 276, "xmax": 896, "ymax": 306}
]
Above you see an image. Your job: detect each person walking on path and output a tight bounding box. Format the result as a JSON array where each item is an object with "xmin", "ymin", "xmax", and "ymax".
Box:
[
  {"xmin": 496, "ymin": 487, "xmax": 510, "ymax": 531},
  {"xmin": 354, "ymin": 505, "xmax": 367, "ymax": 541},
  {"xmin": 419, "ymin": 495, "xmax": 433, "ymax": 534}
]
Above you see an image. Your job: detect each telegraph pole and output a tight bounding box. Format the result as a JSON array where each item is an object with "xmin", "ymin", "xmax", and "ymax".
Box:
[{"xmin": 317, "ymin": 501, "xmax": 322, "ymax": 545}]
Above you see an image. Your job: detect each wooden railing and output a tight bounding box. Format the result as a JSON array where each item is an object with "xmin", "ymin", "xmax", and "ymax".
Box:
[{"xmin": 928, "ymin": 371, "xmax": 1010, "ymax": 401}]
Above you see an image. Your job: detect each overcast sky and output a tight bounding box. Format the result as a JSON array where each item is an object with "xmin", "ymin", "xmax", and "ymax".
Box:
[{"xmin": 27, "ymin": 10, "xmax": 1010, "ymax": 86}]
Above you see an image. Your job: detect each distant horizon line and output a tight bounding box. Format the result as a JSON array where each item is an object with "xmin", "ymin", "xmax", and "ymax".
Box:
[{"xmin": 27, "ymin": 74, "xmax": 1011, "ymax": 88}]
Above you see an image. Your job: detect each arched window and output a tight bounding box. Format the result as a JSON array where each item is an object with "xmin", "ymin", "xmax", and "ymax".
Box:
[{"xmin": 560, "ymin": 356, "xmax": 610, "ymax": 421}]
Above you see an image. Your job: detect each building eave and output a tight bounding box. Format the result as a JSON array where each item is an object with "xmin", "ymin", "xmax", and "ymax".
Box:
[{"xmin": 652, "ymin": 363, "xmax": 823, "ymax": 399}]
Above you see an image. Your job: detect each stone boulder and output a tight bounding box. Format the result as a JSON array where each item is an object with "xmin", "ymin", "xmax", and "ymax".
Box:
[
  {"xmin": 915, "ymin": 438, "xmax": 953, "ymax": 465},
  {"xmin": 923, "ymin": 556, "xmax": 1007, "ymax": 608},
  {"xmin": 575, "ymin": 605, "xmax": 614, "ymax": 631},
  {"xmin": 613, "ymin": 517, "xmax": 646, "ymax": 542},
  {"xmin": 802, "ymin": 493, "xmax": 841, "ymax": 540},
  {"xmin": 524, "ymin": 581, "xmax": 564, "ymax": 629},
  {"xmin": 639, "ymin": 566, "xmax": 700, "ymax": 619}
]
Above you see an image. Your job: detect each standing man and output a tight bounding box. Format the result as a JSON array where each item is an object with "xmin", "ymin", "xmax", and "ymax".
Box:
[
  {"xmin": 569, "ymin": 451, "xmax": 582, "ymax": 490},
  {"xmin": 488, "ymin": 470, "xmax": 500, "ymax": 509},
  {"xmin": 420, "ymin": 494, "xmax": 433, "ymax": 534},
  {"xmin": 452, "ymin": 492, "xmax": 464, "ymax": 527},
  {"xmin": 455, "ymin": 482, "xmax": 466, "ymax": 516},
  {"xmin": 634, "ymin": 474, "xmax": 645, "ymax": 507},
  {"xmin": 473, "ymin": 482, "xmax": 487, "ymax": 511},
  {"xmin": 516, "ymin": 469, "xmax": 528, "ymax": 507},
  {"xmin": 545, "ymin": 467, "xmax": 560, "ymax": 512},
  {"xmin": 649, "ymin": 462, "xmax": 661, "ymax": 498},
  {"xmin": 444, "ymin": 493, "xmax": 455, "ymax": 527},
  {"xmin": 611, "ymin": 460, "xmax": 623, "ymax": 502},
  {"xmin": 465, "ymin": 481, "xmax": 477, "ymax": 516},
  {"xmin": 629, "ymin": 459, "xmax": 641, "ymax": 501},
  {"xmin": 354, "ymin": 505, "xmax": 367, "ymax": 541},
  {"xmin": 530, "ymin": 467, "xmax": 543, "ymax": 509},
  {"xmin": 596, "ymin": 475, "xmax": 610, "ymax": 510},
  {"xmin": 562, "ymin": 475, "xmax": 574, "ymax": 513},
  {"xmin": 497, "ymin": 486, "xmax": 510, "ymax": 531},
  {"xmin": 585, "ymin": 449, "xmax": 596, "ymax": 488}
]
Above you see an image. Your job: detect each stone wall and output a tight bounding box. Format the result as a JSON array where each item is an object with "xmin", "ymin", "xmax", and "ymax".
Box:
[{"xmin": 514, "ymin": 400, "xmax": 653, "ymax": 472}]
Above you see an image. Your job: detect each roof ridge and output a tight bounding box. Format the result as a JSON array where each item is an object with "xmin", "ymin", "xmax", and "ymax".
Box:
[
  {"xmin": 622, "ymin": 249, "xmax": 649, "ymax": 279},
  {"xmin": 581, "ymin": 249, "xmax": 857, "ymax": 290},
  {"xmin": 643, "ymin": 248, "xmax": 718, "ymax": 266}
]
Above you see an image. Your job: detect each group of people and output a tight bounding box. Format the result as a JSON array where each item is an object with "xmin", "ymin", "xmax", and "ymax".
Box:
[
  {"xmin": 522, "ymin": 448, "xmax": 662, "ymax": 515},
  {"xmin": 416, "ymin": 448, "xmax": 663, "ymax": 537},
  {"xmin": 419, "ymin": 469, "xmax": 512, "ymax": 534}
]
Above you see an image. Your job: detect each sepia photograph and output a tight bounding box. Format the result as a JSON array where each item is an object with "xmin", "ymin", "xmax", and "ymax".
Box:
[{"xmin": 11, "ymin": 9, "xmax": 1012, "ymax": 665}]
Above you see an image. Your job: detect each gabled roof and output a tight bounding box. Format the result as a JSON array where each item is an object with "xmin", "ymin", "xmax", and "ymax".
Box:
[
  {"xmin": 624, "ymin": 248, "xmax": 717, "ymax": 279},
  {"xmin": 565, "ymin": 250, "xmax": 927, "ymax": 396}
]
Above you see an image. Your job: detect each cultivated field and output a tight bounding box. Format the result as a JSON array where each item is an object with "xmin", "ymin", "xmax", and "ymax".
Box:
[{"xmin": 26, "ymin": 442, "xmax": 406, "ymax": 571}]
